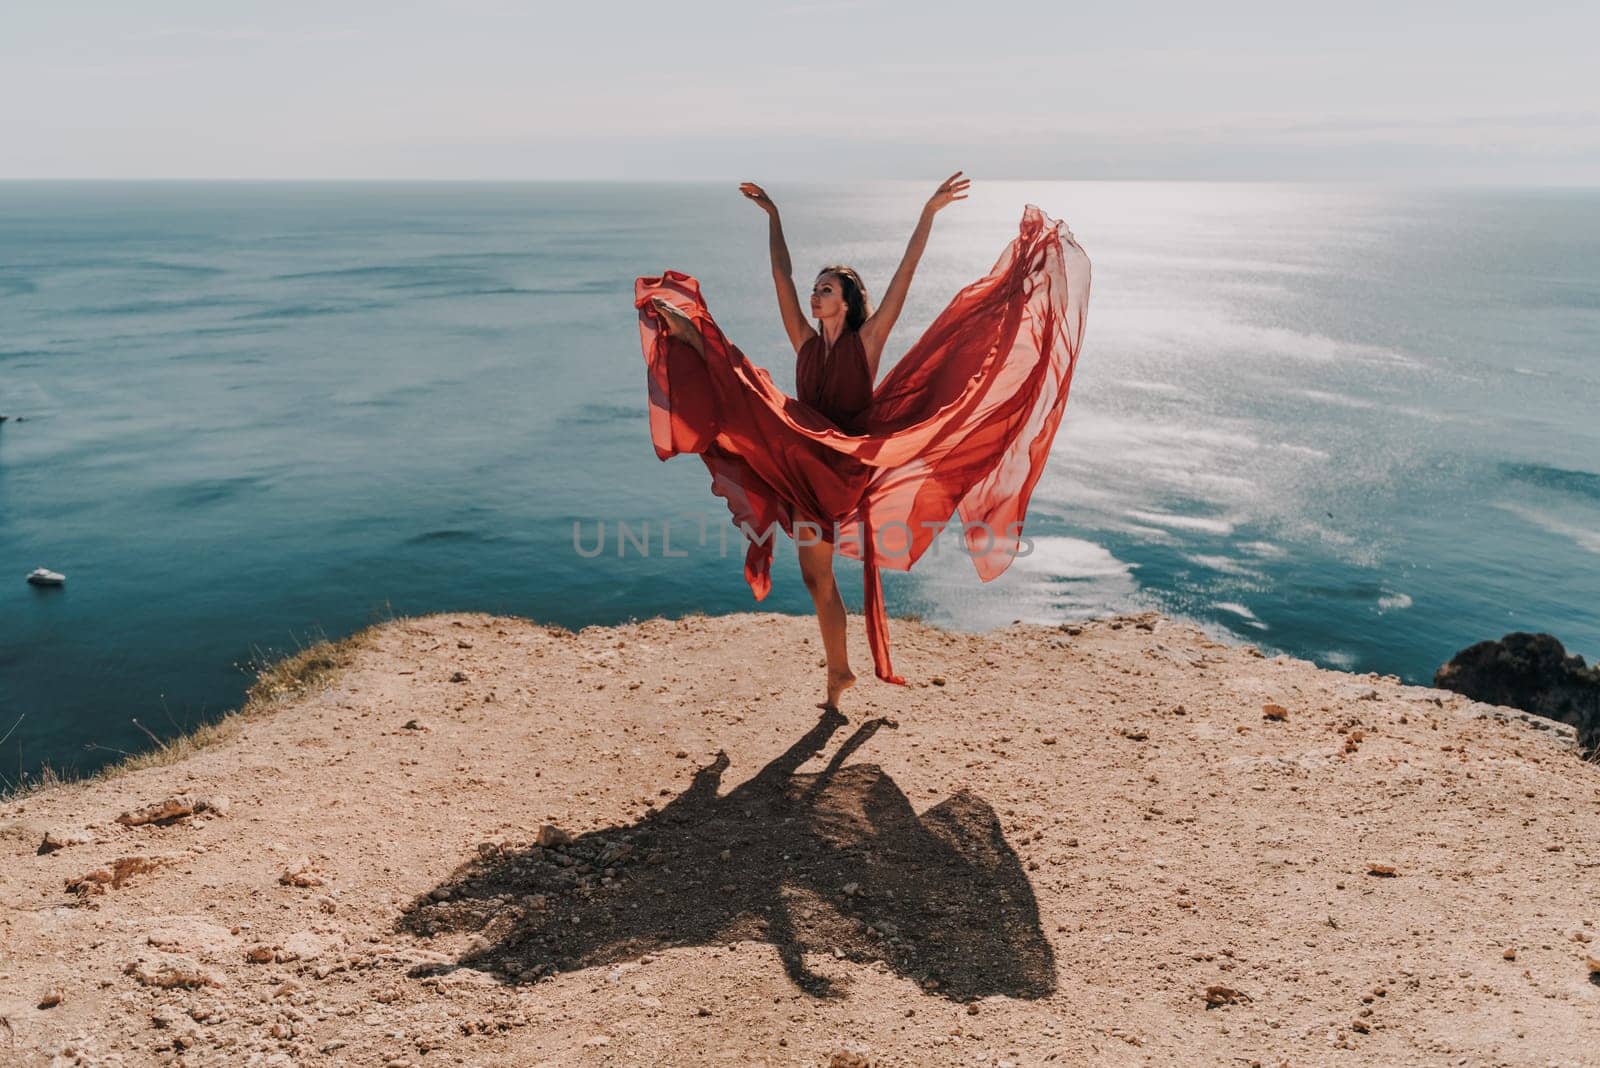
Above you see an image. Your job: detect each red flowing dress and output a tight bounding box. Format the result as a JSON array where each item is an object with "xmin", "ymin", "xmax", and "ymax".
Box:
[{"xmin": 634, "ymin": 205, "xmax": 1091, "ymax": 686}]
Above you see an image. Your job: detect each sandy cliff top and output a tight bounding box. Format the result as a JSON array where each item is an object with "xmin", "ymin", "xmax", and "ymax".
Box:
[{"xmin": 1, "ymin": 610, "xmax": 1596, "ymax": 1067}]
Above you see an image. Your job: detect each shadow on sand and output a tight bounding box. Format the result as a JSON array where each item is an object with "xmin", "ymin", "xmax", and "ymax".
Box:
[{"xmin": 396, "ymin": 710, "xmax": 1055, "ymax": 1001}]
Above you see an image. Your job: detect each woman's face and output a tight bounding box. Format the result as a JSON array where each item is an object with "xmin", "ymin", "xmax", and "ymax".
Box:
[{"xmin": 810, "ymin": 273, "xmax": 846, "ymax": 320}]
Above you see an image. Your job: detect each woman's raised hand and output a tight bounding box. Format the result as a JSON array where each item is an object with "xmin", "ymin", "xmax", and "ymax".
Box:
[
  {"xmin": 739, "ymin": 181, "xmax": 778, "ymax": 216},
  {"xmin": 925, "ymin": 171, "xmax": 971, "ymax": 214}
]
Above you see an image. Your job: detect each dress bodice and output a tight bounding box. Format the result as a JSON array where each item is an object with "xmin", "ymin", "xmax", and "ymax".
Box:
[{"xmin": 795, "ymin": 330, "xmax": 873, "ymax": 433}]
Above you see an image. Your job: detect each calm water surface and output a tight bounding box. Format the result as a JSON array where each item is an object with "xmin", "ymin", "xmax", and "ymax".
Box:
[{"xmin": 2, "ymin": 181, "xmax": 1596, "ymax": 784}]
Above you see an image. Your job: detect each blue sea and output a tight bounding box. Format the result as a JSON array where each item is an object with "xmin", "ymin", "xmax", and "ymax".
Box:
[{"xmin": 2, "ymin": 181, "xmax": 1597, "ymax": 787}]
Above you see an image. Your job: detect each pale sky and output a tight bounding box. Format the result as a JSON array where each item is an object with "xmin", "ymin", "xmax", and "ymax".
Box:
[{"xmin": 3, "ymin": 1, "xmax": 1597, "ymax": 182}]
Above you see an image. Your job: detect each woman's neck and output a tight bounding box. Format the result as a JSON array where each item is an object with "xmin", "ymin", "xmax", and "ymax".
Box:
[{"xmin": 819, "ymin": 316, "xmax": 847, "ymax": 349}]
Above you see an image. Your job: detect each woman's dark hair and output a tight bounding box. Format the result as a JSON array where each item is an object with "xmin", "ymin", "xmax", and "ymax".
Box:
[{"xmin": 817, "ymin": 265, "xmax": 872, "ymax": 332}]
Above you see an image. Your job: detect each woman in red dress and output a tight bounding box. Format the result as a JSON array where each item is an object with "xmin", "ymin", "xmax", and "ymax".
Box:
[{"xmin": 637, "ymin": 174, "xmax": 1091, "ymax": 713}]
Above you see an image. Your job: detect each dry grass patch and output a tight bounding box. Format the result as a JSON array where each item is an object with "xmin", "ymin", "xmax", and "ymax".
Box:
[{"xmin": 1, "ymin": 627, "xmax": 376, "ymax": 801}]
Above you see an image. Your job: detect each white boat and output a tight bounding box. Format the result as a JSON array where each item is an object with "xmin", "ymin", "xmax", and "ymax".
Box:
[{"xmin": 26, "ymin": 568, "xmax": 65, "ymax": 587}]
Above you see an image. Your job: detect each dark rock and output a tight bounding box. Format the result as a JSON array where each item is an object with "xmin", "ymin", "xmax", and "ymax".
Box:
[{"xmin": 1434, "ymin": 632, "xmax": 1599, "ymax": 755}]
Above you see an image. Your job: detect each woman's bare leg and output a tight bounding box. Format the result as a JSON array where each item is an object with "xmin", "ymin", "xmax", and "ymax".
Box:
[{"xmin": 796, "ymin": 537, "xmax": 857, "ymax": 710}]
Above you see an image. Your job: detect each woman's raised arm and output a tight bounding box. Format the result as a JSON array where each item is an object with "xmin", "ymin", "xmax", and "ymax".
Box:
[
  {"xmin": 859, "ymin": 171, "xmax": 970, "ymax": 370},
  {"xmin": 740, "ymin": 182, "xmax": 816, "ymax": 355}
]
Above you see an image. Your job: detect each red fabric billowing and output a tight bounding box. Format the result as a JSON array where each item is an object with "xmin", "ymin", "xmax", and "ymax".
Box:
[{"xmin": 635, "ymin": 204, "xmax": 1091, "ymax": 687}]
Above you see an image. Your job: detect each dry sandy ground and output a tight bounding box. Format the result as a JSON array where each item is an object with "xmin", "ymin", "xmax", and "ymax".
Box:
[{"xmin": 1, "ymin": 610, "xmax": 1597, "ymax": 1068}]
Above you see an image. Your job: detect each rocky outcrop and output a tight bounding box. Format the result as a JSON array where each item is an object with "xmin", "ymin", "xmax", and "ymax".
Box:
[
  {"xmin": 1435, "ymin": 632, "xmax": 1600, "ymax": 756},
  {"xmin": 5, "ymin": 611, "xmax": 1599, "ymax": 1066}
]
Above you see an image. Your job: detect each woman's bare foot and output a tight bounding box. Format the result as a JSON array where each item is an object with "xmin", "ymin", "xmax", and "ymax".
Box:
[
  {"xmin": 816, "ymin": 668, "xmax": 857, "ymax": 712},
  {"xmin": 650, "ymin": 297, "xmax": 705, "ymax": 355}
]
